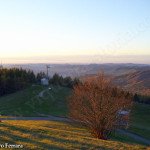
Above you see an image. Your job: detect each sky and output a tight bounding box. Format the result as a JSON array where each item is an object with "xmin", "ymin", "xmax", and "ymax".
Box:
[{"xmin": 0, "ymin": 0, "xmax": 150, "ymax": 64}]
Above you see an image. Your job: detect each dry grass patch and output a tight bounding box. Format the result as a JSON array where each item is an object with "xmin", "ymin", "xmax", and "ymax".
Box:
[{"xmin": 0, "ymin": 120, "xmax": 149, "ymax": 150}]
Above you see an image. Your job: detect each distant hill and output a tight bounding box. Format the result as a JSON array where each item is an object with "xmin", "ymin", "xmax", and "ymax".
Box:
[
  {"xmin": 75, "ymin": 69, "xmax": 150, "ymax": 95},
  {"xmin": 3, "ymin": 63, "xmax": 150, "ymax": 77},
  {"xmin": 114, "ymin": 70, "xmax": 150, "ymax": 93}
]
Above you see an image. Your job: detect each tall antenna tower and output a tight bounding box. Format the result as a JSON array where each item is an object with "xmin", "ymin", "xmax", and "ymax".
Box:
[{"xmin": 46, "ymin": 65, "xmax": 50, "ymax": 79}]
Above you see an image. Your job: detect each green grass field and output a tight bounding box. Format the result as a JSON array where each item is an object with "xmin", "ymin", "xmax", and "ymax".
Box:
[
  {"xmin": 0, "ymin": 120, "xmax": 149, "ymax": 150},
  {"xmin": 127, "ymin": 103, "xmax": 150, "ymax": 140},
  {"xmin": 0, "ymin": 85, "xmax": 71, "ymax": 117}
]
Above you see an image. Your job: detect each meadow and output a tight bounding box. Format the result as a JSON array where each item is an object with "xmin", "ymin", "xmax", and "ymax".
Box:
[
  {"xmin": 127, "ymin": 103, "xmax": 150, "ymax": 140},
  {"xmin": 0, "ymin": 120, "xmax": 149, "ymax": 150},
  {"xmin": 0, "ymin": 85, "xmax": 150, "ymax": 149},
  {"xmin": 0, "ymin": 85, "xmax": 71, "ymax": 117}
]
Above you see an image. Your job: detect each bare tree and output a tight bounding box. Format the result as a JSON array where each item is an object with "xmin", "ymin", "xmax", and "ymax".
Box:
[{"xmin": 67, "ymin": 71, "xmax": 133, "ymax": 140}]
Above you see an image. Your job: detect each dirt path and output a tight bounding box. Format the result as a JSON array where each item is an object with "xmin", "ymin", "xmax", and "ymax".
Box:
[
  {"xmin": 0, "ymin": 116, "xmax": 150, "ymax": 145},
  {"xmin": 117, "ymin": 129, "xmax": 150, "ymax": 145},
  {"xmin": 38, "ymin": 89, "xmax": 48, "ymax": 98}
]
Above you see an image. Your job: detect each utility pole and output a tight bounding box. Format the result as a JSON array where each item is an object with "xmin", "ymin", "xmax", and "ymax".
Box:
[{"xmin": 46, "ymin": 65, "xmax": 50, "ymax": 79}]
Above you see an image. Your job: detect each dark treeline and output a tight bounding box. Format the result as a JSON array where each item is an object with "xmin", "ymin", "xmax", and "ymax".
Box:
[
  {"xmin": 36, "ymin": 72, "xmax": 80, "ymax": 88},
  {"xmin": 0, "ymin": 68, "xmax": 79, "ymax": 96},
  {"xmin": 49, "ymin": 73, "xmax": 80, "ymax": 88},
  {"xmin": 0, "ymin": 68, "xmax": 36, "ymax": 96},
  {"xmin": 133, "ymin": 93, "xmax": 150, "ymax": 104}
]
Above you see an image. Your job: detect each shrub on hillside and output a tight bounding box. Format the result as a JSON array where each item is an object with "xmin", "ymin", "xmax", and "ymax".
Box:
[{"xmin": 67, "ymin": 71, "xmax": 133, "ymax": 140}]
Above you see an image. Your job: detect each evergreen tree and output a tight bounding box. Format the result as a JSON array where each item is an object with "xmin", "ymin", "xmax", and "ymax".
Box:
[{"xmin": 133, "ymin": 93, "xmax": 140, "ymax": 102}]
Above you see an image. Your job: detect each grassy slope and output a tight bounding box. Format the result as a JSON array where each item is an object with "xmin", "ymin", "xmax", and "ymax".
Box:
[
  {"xmin": 113, "ymin": 70, "xmax": 150, "ymax": 94},
  {"xmin": 127, "ymin": 103, "xmax": 150, "ymax": 140},
  {"xmin": 0, "ymin": 120, "xmax": 149, "ymax": 150},
  {"xmin": 0, "ymin": 85, "xmax": 71, "ymax": 117},
  {"xmin": 0, "ymin": 86, "xmax": 150, "ymax": 147}
]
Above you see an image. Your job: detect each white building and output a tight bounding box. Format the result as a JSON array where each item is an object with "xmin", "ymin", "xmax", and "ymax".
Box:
[
  {"xmin": 118, "ymin": 110, "xmax": 130, "ymax": 129},
  {"xmin": 118, "ymin": 110, "xmax": 130, "ymax": 115},
  {"xmin": 41, "ymin": 78, "xmax": 49, "ymax": 85}
]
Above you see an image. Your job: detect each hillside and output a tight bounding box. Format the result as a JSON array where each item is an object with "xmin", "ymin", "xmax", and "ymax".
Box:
[
  {"xmin": 3, "ymin": 63, "xmax": 150, "ymax": 77},
  {"xmin": 79, "ymin": 69, "xmax": 150, "ymax": 94},
  {"xmin": 0, "ymin": 85, "xmax": 71, "ymax": 117},
  {"xmin": 0, "ymin": 85, "xmax": 150, "ymax": 148},
  {"xmin": 127, "ymin": 103, "xmax": 150, "ymax": 140},
  {"xmin": 114, "ymin": 70, "xmax": 150, "ymax": 93},
  {"xmin": 0, "ymin": 120, "xmax": 149, "ymax": 150}
]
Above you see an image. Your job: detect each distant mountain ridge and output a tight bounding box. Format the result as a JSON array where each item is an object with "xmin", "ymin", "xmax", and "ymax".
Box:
[{"xmin": 3, "ymin": 63, "xmax": 150, "ymax": 77}]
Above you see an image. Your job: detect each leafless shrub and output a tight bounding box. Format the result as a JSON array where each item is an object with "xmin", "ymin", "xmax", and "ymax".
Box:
[{"xmin": 67, "ymin": 71, "xmax": 133, "ymax": 140}]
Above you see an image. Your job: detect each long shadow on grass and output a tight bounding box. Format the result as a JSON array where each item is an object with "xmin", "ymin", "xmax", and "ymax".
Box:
[
  {"xmin": 0, "ymin": 136, "xmax": 17, "ymax": 145},
  {"xmin": 0, "ymin": 130, "xmax": 30, "ymax": 150},
  {"xmin": 2, "ymin": 122, "xmax": 91, "ymax": 138},
  {"xmin": 0, "ymin": 128, "xmax": 67, "ymax": 150},
  {"xmin": 1, "ymin": 123, "xmax": 107, "ymax": 150}
]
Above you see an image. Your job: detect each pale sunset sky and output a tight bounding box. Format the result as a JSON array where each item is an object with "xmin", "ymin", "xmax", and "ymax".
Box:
[{"xmin": 0, "ymin": 0, "xmax": 150, "ymax": 64}]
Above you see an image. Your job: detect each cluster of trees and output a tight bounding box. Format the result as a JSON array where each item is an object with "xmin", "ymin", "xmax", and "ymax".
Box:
[
  {"xmin": 67, "ymin": 72, "xmax": 133, "ymax": 140},
  {"xmin": 0, "ymin": 68, "xmax": 36, "ymax": 96},
  {"xmin": 49, "ymin": 73, "xmax": 80, "ymax": 88},
  {"xmin": 36, "ymin": 72, "xmax": 80, "ymax": 88},
  {"xmin": 0, "ymin": 68, "xmax": 79, "ymax": 96}
]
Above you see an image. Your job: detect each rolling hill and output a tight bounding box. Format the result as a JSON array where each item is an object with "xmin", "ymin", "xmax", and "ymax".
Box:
[
  {"xmin": 3, "ymin": 63, "xmax": 150, "ymax": 77},
  {"xmin": 114, "ymin": 70, "xmax": 150, "ymax": 93},
  {"xmin": 75, "ymin": 68, "xmax": 150, "ymax": 95}
]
